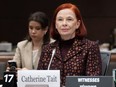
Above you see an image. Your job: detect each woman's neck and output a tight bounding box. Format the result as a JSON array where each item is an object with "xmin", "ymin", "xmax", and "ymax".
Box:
[
  {"xmin": 32, "ymin": 39, "xmax": 43, "ymax": 50},
  {"xmin": 61, "ymin": 34, "xmax": 75, "ymax": 40}
]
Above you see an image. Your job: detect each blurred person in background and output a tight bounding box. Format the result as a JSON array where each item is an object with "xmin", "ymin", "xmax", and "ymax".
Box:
[{"xmin": 7, "ymin": 11, "xmax": 54, "ymax": 71}]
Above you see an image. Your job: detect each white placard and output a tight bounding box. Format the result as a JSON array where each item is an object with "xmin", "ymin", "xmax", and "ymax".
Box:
[{"xmin": 17, "ymin": 70, "xmax": 60, "ymax": 87}]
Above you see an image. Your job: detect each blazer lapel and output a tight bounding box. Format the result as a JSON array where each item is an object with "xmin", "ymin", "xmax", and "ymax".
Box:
[
  {"xmin": 23, "ymin": 42, "xmax": 33, "ymax": 69},
  {"xmin": 50, "ymin": 38, "xmax": 86, "ymax": 62},
  {"xmin": 64, "ymin": 38, "xmax": 86, "ymax": 62},
  {"xmin": 51, "ymin": 42, "xmax": 62, "ymax": 61},
  {"xmin": 55, "ymin": 46, "xmax": 62, "ymax": 61}
]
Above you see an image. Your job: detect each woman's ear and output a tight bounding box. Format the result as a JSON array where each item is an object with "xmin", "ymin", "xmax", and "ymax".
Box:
[
  {"xmin": 44, "ymin": 26, "xmax": 48, "ymax": 34},
  {"xmin": 45, "ymin": 26, "xmax": 48, "ymax": 30},
  {"xmin": 55, "ymin": 24, "xmax": 58, "ymax": 29},
  {"xmin": 76, "ymin": 20, "xmax": 80, "ymax": 29}
]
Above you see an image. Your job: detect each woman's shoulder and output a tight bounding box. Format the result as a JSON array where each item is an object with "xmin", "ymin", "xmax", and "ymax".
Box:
[
  {"xmin": 83, "ymin": 38, "xmax": 99, "ymax": 48},
  {"xmin": 42, "ymin": 40, "xmax": 57, "ymax": 52},
  {"xmin": 17, "ymin": 40, "xmax": 31, "ymax": 47},
  {"xmin": 75, "ymin": 37, "xmax": 98, "ymax": 45},
  {"xmin": 85, "ymin": 38, "xmax": 98, "ymax": 44}
]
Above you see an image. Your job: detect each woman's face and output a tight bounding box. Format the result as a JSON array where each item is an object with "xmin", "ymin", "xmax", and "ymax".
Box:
[
  {"xmin": 55, "ymin": 9, "xmax": 80, "ymax": 40},
  {"xmin": 29, "ymin": 21, "xmax": 47, "ymax": 41}
]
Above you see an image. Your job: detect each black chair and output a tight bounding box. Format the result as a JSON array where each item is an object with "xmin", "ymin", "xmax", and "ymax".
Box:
[
  {"xmin": 0, "ymin": 61, "xmax": 7, "ymax": 80},
  {"xmin": 100, "ymin": 51, "xmax": 111, "ymax": 76}
]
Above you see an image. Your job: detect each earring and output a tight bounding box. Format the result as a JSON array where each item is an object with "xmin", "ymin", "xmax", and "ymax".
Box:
[{"xmin": 44, "ymin": 32, "xmax": 46, "ymax": 35}]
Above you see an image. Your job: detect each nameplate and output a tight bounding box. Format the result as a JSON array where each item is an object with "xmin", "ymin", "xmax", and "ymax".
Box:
[
  {"xmin": 17, "ymin": 70, "xmax": 60, "ymax": 87},
  {"xmin": 66, "ymin": 76, "xmax": 113, "ymax": 87}
]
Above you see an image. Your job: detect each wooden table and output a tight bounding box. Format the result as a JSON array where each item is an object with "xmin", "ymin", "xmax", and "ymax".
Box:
[
  {"xmin": 0, "ymin": 56, "xmax": 13, "ymax": 62},
  {"xmin": 0, "ymin": 52, "xmax": 14, "ymax": 62},
  {"xmin": 111, "ymin": 53, "xmax": 116, "ymax": 62}
]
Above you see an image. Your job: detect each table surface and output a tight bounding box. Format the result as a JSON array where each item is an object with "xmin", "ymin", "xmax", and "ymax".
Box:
[
  {"xmin": 111, "ymin": 53, "xmax": 116, "ymax": 62},
  {"xmin": 0, "ymin": 52, "xmax": 14, "ymax": 62}
]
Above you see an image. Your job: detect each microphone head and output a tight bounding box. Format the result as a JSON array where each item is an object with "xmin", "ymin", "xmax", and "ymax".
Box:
[{"xmin": 10, "ymin": 66, "xmax": 16, "ymax": 71}]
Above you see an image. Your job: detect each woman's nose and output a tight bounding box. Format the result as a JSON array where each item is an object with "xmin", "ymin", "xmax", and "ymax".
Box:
[
  {"xmin": 32, "ymin": 29, "xmax": 36, "ymax": 33},
  {"xmin": 62, "ymin": 20, "xmax": 67, "ymax": 26}
]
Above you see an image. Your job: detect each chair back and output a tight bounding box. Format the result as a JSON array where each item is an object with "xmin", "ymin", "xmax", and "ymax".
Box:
[
  {"xmin": 100, "ymin": 51, "xmax": 111, "ymax": 75},
  {"xmin": 0, "ymin": 61, "xmax": 7, "ymax": 80}
]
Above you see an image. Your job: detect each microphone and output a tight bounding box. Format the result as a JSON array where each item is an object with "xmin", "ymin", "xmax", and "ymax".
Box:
[
  {"xmin": 47, "ymin": 49, "xmax": 56, "ymax": 70},
  {"xmin": 8, "ymin": 60, "xmax": 17, "ymax": 71}
]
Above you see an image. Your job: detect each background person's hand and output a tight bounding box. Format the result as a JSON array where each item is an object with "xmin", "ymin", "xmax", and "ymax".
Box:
[{"xmin": 6, "ymin": 67, "xmax": 10, "ymax": 71}]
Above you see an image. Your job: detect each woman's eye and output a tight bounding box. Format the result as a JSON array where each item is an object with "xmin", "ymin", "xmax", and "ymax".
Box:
[
  {"xmin": 29, "ymin": 26, "xmax": 33, "ymax": 30},
  {"xmin": 67, "ymin": 18, "xmax": 73, "ymax": 21},
  {"xmin": 36, "ymin": 27, "xmax": 41, "ymax": 30},
  {"xmin": 57, "ymin": 18, "xmax": 63, "ymax": 21}
]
